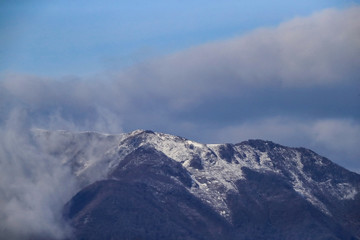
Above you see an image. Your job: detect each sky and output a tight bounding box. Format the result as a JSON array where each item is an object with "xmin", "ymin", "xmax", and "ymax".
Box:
[
  {"xmin": 1, "ymin": 1, "xmax": 359, "ymax": 171},
  {"xmin": 0, "ymin": 1, "xmax": 360, "ymax": 238},
  {"xmin": 1, "ymin": 0, "xmax": 358, "ymax": 76}
]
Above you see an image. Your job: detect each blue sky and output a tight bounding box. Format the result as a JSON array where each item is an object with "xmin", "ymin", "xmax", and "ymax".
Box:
[
  {"xmin": 1, "ymin": 0, "xmax": 357, "ymax": 76},
  {"xmin": 1, "ymin": 0, "xmax": 360, "ymax": 172}
]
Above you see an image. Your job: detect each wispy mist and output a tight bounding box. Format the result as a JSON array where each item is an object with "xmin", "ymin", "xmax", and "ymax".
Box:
[{"xmin": 0, "ymin": 109, "xmax": 78, "ymax": 239}]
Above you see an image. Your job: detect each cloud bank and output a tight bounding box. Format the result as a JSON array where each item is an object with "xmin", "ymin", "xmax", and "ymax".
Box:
[
  {"xmin": 0, "ymin": 6, "xmax": 359, "ymax": 237},
  {"xmin": 212, "ymin": 118, "xmax": 360, "ymax": 172},
  {"xmin": 118, "ymin": 6, "xmax": 359, "ymax": 107},
  {"xmin": 1, "ymin": 6, "xmax": 359, "ymax": 114}
]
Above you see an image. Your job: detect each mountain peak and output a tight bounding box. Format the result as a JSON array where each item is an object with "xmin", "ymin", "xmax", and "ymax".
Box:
[{"xmin": 30, "ymin": 129, "xmax": 360, "ymax": 239}]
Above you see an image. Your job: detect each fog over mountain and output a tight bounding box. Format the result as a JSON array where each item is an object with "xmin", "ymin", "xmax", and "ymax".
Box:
[{"xmin": 0, "ymin": 111, "xmax": 77, "ymax": 239}]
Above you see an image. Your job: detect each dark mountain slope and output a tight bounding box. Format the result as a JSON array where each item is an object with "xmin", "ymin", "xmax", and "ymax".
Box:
[{"xmin": 64, "ymin": 146, "xmax": 232, "ymax": 240}]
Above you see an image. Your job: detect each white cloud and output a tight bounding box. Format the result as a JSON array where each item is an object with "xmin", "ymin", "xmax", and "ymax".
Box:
[
  {"xmin": 3, "ymin": 6, "xmax": 358, "ymax": 112},
  {"xmin": 213, "ymin": 117, "xmax": 360, "ymax": 172},
  {"xmin": 120, "ymin": 6, "xmax": 360, "ymax": 105},
  {"xmin": 312, "ymin": 119, "xmax": 360, "ymax": 157},
  {"xmin": 0, "ymin": 109, "xmax": 77, "ymax": 239},
  {"xmin": 2, "ymin": 6, "xmax": 359, "ymax": 112}
]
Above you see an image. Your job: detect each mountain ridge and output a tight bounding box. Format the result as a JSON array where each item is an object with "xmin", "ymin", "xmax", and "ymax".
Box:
[{"xmin": 31, "ymin": 129, "xmax": 360, "ymax": 239}]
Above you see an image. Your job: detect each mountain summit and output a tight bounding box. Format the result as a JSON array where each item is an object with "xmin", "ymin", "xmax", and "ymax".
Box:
[{"xmin": 34, "ymin": 129, "xmax": 360, "ymax": 240}]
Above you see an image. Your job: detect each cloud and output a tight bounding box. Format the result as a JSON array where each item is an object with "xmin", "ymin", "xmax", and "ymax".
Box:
[
  {"xmin": 212, "ymin": 117, "xmax": 360, "ymax": 173},
  {"xmin": 0, "ymin": 109, "xmax": 78, "ymax": 239},
  {"xmin": 0, "ymin": 73, "xmax": 124, "ymax": 133},
  {"xmin": 118, "ymin": 6, "xmax": 360, "ymax": 108},
  {"xmin": 312, "ymin": 119, "xmax": 360, "ymax": 159},
  {"xmin": 2, "ymin": 6, "xmax": 359, "ymax": 112}
]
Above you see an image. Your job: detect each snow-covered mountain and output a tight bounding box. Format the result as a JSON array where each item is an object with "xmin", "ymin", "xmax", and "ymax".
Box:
[{"xmin": 33, "ymin": 129, "xmax": 360, "ymax": 240}]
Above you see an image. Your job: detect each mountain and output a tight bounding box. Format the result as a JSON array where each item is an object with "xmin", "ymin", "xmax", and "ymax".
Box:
[{"xmin": 33, "ymin": 129, "xmax": 360, "ymax": 240}]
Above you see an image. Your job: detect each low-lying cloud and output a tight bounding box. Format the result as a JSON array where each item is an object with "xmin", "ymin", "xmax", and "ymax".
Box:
[
  {"xmin": 212, "ymin": 117, "xmax": 360, "ymax": 172},
  {"xmin": 0, "ymin": 109, "xmax": 78, "ymax": 239}
]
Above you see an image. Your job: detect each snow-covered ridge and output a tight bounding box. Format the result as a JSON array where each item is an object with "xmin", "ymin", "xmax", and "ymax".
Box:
[{"xmin": 32, "ymin": 129, "xmax": 359, "ymax": 219}]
